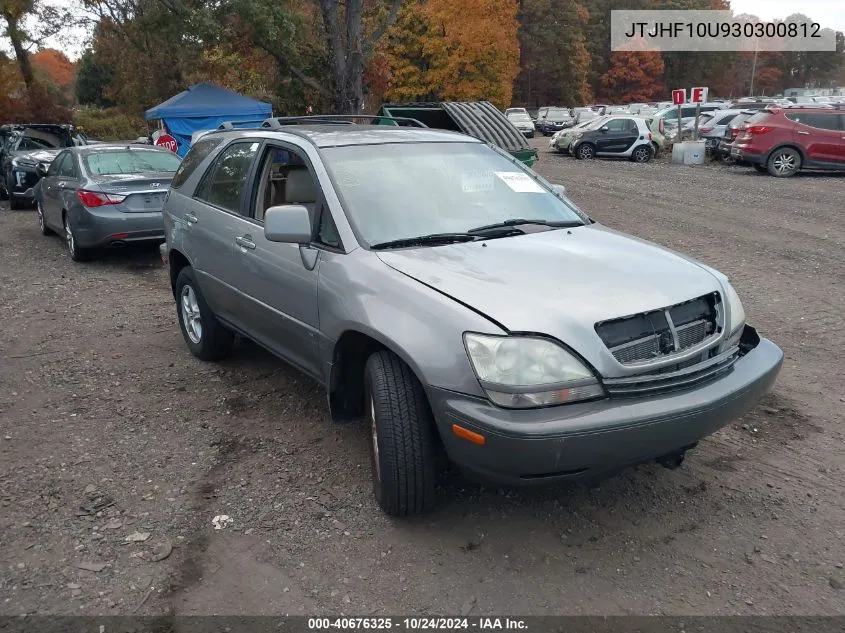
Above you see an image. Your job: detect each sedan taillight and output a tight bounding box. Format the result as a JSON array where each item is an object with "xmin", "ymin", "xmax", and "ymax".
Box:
[{"xmin": 76, "ymin": 190, "xmax": 126, "ymax": 207}]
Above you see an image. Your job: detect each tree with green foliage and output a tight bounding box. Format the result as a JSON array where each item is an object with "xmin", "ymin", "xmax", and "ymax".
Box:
[
  {"xmin": 75, "ymin": 48, "xmax": 115, "ymax": 107},
  {"xmin": 513, "ymin": 0, "xmax": 592, "ymax": 107}
]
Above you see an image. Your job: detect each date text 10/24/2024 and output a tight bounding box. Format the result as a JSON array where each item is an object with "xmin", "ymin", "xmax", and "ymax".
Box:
[{"xmin": 308, "ymin": 618, "xmax": 528, "ymax": 630}]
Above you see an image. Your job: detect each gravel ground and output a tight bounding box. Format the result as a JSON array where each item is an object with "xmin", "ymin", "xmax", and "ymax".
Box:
[{"xmin": 1, "ymin": 141, "xmax": 844, "ymax": 616}]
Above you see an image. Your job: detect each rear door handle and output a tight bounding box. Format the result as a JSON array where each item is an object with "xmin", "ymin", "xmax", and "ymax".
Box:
[
  {"xmin": 796, "ymin": 131, "xmax": 810, "ymax": 135},
  {"xmin": 235, "ymin": 235, "xmax": 256, "ymax": 250},
  {"xmin": 185, "ymin": 213, "xmax": 198, "ymax": 224}
]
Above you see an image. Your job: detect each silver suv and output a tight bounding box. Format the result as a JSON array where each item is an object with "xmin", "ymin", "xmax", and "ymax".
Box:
[{"xmin": 161, "ymin": 116, "xmax": 783, "ymax": 516}]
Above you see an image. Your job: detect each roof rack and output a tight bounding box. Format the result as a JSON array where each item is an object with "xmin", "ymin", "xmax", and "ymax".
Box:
[
  {"xmin": 216, "ymin": 119, "xmax": 267, "ymax": 130},
  {"xmin": 261, "ymin": 115, "xmax": 428, "ymax": 128}
]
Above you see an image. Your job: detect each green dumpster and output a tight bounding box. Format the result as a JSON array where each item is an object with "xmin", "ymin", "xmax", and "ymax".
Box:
[{"xmin": 376, "ymin": 101, "xmax": 539, "ymax": 167}]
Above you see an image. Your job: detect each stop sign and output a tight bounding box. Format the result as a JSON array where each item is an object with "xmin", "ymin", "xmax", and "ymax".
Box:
[{"xmin": 155, "ymin": 134, "xmax": 178, "ymax": 153}]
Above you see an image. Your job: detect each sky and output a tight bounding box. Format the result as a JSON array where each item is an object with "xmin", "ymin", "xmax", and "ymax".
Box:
[
  {"xmin": 729, "ymin": 0, "xmax": 845, "ymax": 34},
  {"xmin": 4, "ymin": 0, "xmax": 845, "ymax": 62}
]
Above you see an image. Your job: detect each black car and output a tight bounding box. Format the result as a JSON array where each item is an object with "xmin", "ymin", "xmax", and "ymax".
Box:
[
  {"xmin": 1, "ymin": 124, "xmax": 86, "ymax": 209},
  {"xmin": 716, "ymin": 111, "xmax": 756, "ymax": 161},
  {"xmin": 537, "ymin": 107, "xmax": 574, "ymax": 135}
]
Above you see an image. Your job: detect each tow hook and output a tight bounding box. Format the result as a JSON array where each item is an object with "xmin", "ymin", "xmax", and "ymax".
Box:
[{"xmin": 656, "ymin": 443, "xmax": 698, "ymax": 470}]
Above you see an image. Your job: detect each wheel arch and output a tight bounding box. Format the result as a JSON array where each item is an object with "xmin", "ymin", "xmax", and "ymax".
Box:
[
  {"xmin": 764, "ymin": 143, "xmax": 806, "ymax": 166},
  {"xmin": 327, "ymin": 328, "xmax": 434, "ymax": 427},
  {"xmin": 168, "ymin": 248, "xmax": 192, "ymax": 298}
]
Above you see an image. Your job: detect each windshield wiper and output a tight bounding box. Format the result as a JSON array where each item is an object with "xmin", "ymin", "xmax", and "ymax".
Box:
[
  {"xmin": 370, "ymin": 232, "xmax": 479, "ymax": 250},
  {"xmin": 468, "ymin": 218, "xmax": 584, "ymax": 233}
]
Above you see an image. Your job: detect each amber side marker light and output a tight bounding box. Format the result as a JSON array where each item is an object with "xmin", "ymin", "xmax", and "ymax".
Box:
[{"xmin": 452, "ymin": 423, "xmax": 486, "ymax": 445}]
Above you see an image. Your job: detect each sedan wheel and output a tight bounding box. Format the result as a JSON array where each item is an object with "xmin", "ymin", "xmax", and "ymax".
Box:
[
  {"xmin": 767, "ymin": 148, "xmax": 800, "ymax": 177},
  {"xmin": 37, "ymin": 202, "xmax": 51, "ymax": 235},
  {"xmin": 64, "ymin": 216, "xmax": 87, "ymax": 261}
]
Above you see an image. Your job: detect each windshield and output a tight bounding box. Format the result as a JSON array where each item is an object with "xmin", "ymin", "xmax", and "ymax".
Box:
[
  {"xmin": 322, "ymin": 142, "xmax": 585, "ymax": 248},
  {"xmin": 546, "ymin": 109, "xmax": 570, "ymax": 118},
  {"xmin": 84, "ymin": 150, "xmax": 182, "ymax": 175}
]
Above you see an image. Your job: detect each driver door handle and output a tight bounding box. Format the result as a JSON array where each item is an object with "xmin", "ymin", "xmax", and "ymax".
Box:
[
  {"xmin": 235, "ymin": 235, "xmax": 256, "ymax": 250},
  {"xmin": 185, "ymin": 213, "xmax": 198, "ymax": 224}
]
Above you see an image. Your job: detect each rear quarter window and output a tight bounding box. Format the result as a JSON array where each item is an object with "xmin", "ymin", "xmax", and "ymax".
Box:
[
  {"xmin": 171, "ymin": 137, "xmax": 223, "ymax": 189},
  {"xmin": 785, "ymin": 112, "xmax": 841, "ymax": 130}
]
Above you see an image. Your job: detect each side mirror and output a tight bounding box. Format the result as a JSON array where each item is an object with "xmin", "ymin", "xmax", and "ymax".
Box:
[
  {"xmin": 36, "ymin": 164, "xmax": 48, "ymax": 178},
  {"xmin": 551, "ymin": 183, "xmax": 566, "ymax": 197},
  {"xmin": 600, "ymin": 125, "xmax": 609, "ymax": 132},
  {"xmin": 264, "ymin": 204, "xmax": 312, "ymax": 244}
]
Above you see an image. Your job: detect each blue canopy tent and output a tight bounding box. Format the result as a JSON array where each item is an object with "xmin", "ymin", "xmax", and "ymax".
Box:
[{"xmin": 144, "ymin": 83, "xmax": 272, "ymax": 157}]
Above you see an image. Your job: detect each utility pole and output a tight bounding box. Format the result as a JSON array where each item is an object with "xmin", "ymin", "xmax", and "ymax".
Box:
[{"xmin": 749, "ymin": 37, "xmax": 759, "ymax": 96}]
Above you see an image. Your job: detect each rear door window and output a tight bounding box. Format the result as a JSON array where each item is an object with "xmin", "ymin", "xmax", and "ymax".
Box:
[
  {"xmin": 171, "ymin": 137, "xmax": 223, "ymax": 189},
  {"xmin": 58, "ymin": 154, "xmax": 78, "ymax": 178},
  {"xmin": 785, "ymin": 112, "xmax": 841, "ymax": 130},
  {"xmin": 195, "ymin": 141, "xmax": 261, "ymax": 215}
]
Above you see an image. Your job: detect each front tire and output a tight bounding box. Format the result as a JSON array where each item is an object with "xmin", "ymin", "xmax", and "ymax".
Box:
[
  {"xmin": 767, "ymin": 147, "xmax": 801, "ymax": 177},
  {"xmin": 365, "ymin": 350, "xmax": 437, "ymax": 517},
  {"xmin": 575, "ymin": 143, "xmax": 596, "ymax": 160},
  {"xmin": 175, "ymin": 267, "xmax": 234, "ymax": 361}
]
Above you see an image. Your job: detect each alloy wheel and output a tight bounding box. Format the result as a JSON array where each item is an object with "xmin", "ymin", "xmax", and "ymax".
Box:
[
  {"xmin": 180, "ymin": 285, "xmax": 203, "ymax": 344},
  {"xmin": 578, "ymin": 145, "xmax": 594, "ymax": 159},
  {"xmin": 771, "ymin": 151, "xmax": 797, "ymax": 176},
  {"xmin": 64, "ymin": 217, "xmax": 75, "ymax": 255},
  {"xmin": 633, "ymin": 147, "xmax": 651, "ymax": 162}
]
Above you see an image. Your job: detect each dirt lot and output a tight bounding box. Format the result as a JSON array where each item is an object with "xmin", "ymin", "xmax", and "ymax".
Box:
[{"xmin": 1, "ymin": 142, "xmax": 844, "ymax": 617}]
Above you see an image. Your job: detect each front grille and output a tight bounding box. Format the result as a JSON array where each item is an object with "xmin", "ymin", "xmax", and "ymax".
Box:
[
  {"xmin": 596, "ymin": 293, "xmax": 722, "ymax": 366},
  {"xmin": 603, "ymin": 347, "xmax": 739, "ymax": 398}
]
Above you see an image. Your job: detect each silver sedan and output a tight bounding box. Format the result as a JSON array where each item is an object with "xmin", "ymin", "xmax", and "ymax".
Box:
[{"xmin": 34, "ymin": 145, "xmax": 181, "ymax": 261}]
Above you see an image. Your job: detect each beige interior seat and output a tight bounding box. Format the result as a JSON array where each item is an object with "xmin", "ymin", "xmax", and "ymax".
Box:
[{"xmin": 283, "ymin": 168, "xmax": 318, "ymax": 225}]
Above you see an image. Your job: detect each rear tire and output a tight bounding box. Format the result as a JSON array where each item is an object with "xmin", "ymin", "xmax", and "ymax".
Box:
[
  {"xmin": 365, "ymin": 350, "xmax": 437, "ymax": 517},
  {"xmin": 37, "ymin": 201, "xmax": 51, "ymax": 235},
  {"xmin": 767, "ymin": 147, "xmax": 801, "ymax": 177},
  {"xmin": 175, "ymin": 266, "xmax": 234, "ymax": 361},
  {"xmin": 64, "ymin": 214, "xmax": 88, "ymax": 261},
  {"xmin": 631, "ymin": 145, "xmax": 653, "ymax": 163}
]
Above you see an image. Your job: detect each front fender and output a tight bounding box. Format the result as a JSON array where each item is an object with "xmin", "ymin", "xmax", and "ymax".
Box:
[{"xmin": 317, "ymin": 249, "xmax": 503, "ymax": 399}]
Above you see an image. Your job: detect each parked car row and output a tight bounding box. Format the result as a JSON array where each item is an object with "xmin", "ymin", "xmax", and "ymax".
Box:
[{"xmin": 542, "ymin": 102, "xmax": 845, "ymax": 178}]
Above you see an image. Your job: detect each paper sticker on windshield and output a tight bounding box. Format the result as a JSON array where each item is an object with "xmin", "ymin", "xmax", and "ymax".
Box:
[
  {"xmin": 461, "ymin": 170, "xmax": 494, "ymax": 193},
  {"xmin": 494, "ymin": 171, "xmax": 545, "ymax": 193}
]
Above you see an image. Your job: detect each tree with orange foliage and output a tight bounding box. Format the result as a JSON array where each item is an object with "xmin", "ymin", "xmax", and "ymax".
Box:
[
  {"xmin": 382, "ymin": 0, "xmax": 521, "ymax": 109},
  {"xmin": 599, "ymin": 38, "xmax": 665, "ymax": 103},
  {"xmin": 32, "ymin": 49, "xmax": 76, "ymax": 88}
]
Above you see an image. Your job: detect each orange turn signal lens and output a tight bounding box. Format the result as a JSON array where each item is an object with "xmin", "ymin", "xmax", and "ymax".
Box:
[{"xmin": 452, "ymin": 423, "xmax": 485, "ymax": 445}]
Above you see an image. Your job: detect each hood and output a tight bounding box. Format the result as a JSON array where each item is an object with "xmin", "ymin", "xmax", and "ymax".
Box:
[
  {"xmin": 11, "ymin": 148, "xmax": 61, "ymax": 165},
  {"xmin": 376, "ymin": 225, "xmax": 723, "ymax": 370}
]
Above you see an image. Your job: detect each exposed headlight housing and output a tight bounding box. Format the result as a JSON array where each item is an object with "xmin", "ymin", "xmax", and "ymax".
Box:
[
  {"xmin": 721, "ymin": 282, "xmax": 746, "ymax": 350},
  {"xmin": 463, "ymin": 333, "xmax": 605, "ymax": 409}
]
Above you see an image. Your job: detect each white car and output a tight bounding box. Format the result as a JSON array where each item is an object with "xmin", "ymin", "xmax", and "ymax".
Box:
[
  {"xmin": 569, "ymin": 116, "xmax": 656, "ymax": 162},
  {"xmin": 506, "ymin": 111, "xmax": 536, "ymax": 138}
]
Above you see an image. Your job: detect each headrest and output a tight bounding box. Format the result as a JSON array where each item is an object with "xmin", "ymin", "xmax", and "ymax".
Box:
[{"xmin": 285, "ymin": 169, "xmax": 316, "ymax": 204}]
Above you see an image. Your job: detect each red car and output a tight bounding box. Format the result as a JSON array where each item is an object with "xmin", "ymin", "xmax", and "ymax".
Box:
[{"xmin": 731, "ymin": 107, "xmax": 845, "ymax": 177}]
